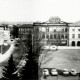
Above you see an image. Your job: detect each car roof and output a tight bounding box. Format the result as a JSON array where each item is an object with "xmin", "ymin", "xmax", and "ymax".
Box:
[
  {"xmin": 71, "ymin": 69, "xmax": 76, "ymax": 71},
  {"xmin": 63, "ymin": 69, "xmax": 68, "ymax": 71}
]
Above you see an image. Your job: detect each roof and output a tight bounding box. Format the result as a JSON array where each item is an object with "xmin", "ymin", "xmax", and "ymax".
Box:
[
  {"xmin": 68, "ymin": 21, "xmax": 80, "ymax": 27},
  {"xmin": 17, "ymin": 24, "xmax": 33, "ymax": 28},
  {"xmin": 33, "ymin": 21, "xmax": 68, "ymax": 26}
]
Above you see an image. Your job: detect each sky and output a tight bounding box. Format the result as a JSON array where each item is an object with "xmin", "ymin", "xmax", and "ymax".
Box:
[{"xmin": 0, "ymin": 0, "xmax": 80, "ymax": 22}]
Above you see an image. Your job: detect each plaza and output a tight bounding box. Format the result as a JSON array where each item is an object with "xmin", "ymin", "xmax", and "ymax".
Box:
[{"xmin": 40, "ymin": 49, "xmax": 80, "ymax": 80}]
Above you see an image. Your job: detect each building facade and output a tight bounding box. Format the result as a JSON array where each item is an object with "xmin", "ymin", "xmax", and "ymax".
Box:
[
  {"xmin": 68, "ymin": 23, "xmax": 80, "ymax": 46},
  {"xmin": 33, "ymin": 17, "xmax": 69, "ymax": 46},
  {"xmin": 17, "ymin": 24, "xmax": 33, "ymax": 40},
  {"xmin": 0, "ymin": 17, "xmax": 80, "ymax": 47}
]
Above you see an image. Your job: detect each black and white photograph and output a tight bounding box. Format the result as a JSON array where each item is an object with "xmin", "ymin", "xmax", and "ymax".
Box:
[{"xmin": 0, "ymin": 0, "xmax": 80, "ymax": 80}]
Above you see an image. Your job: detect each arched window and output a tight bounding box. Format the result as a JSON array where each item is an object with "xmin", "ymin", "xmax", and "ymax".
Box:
[
  {"xmin": 46, "ymin": 34, "xmax": 49, "ymax": 39},
  {"xmin": 42, "ymin": 34, "xmax": 45, "ymax": 39},
  {"xmin": 61, "ymin": 29, "xmax": 64, "ymax": 32},
  {"xmin": 72, "ymin": 41, "xmax": 75, "ymax": 46},
  {"xmin": 54, "ymin": 34, "xmax": 56, "ymax": 39},
  {"xmin": 57, "ymin": 34, "xmax": 60, "ymax": 39},
  {"xmin": 77, "ymin": 41, "xmax": 80, "ymax": 46},
  {"xmin": 50, "ymin": 34, "xmax": 53, "ymax": 39}
]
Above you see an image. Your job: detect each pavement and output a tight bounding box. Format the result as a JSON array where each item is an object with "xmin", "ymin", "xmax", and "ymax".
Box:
[
  {"xmin": 58, "ymin": 46, "xmax": 80, "ymax": 49},
  {"xmin": 0, "ymin": 44, "xmax": 15, "ymax": 63},
  {"xmin": 41, "ymin": 75, "xmax": 79, "ymax": 80},
  {"xmin": 0, "ymin": 42, "xmax": 16, "ymax": 78},
  {"xmin": 40, "ymin": 49, "xmax": 80, "ymax": 80}
]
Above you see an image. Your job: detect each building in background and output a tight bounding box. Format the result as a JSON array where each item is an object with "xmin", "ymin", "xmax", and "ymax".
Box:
[
  {"xmin": 0, "ymin": 25, "xmax": 5, "ymax": 45},
  {"xmin": 68, "ymin": 22, "xmax": 80, "ymax": 46},
  {"xmin": 0, "ymin": 17, "xmax": 80, "ymax": 47},
  {"xmin": 33, "ymin": 17, "xmax": 69, "ymax": 46},
  {"xmin": 17, "ymin": 24, "xmax": 33, "ymax": 40}
]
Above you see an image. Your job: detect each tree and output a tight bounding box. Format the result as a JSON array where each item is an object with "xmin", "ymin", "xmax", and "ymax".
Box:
[
  {"xmin": 10, "ymin": 25, "xmax": 18, "ymax": 39},
  {"xmin": 20, "ymin": 30, "xmax": 42, "ymax": 80},
  {"xmin": 2, "ymin": 55, "xmax": 18, "ymax": 80}
]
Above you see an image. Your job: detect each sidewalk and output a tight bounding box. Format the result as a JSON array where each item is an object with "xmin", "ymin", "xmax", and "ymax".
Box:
[{"xmin": 58, "ymin": 46, "xmax": 80, "ymax": 49}]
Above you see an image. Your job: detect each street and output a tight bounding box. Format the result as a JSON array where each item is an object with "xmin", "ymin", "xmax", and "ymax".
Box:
[
  {"xmin": 42, "ymin": 75, "xmax": 79, "ymax": 80},
  {"xmin": 0, "ymin": 42, "xmax": 16, "ymax": 78}
]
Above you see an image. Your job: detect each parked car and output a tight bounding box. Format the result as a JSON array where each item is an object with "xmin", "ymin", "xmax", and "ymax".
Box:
[
  {"xmin": 51, "ymin": 68, "xmax": 58, "ymax": 76},
  {"xmin": 15, "ymin": 38, "xmax": 20, "ymax": 42},
  {"xmin": 43, "ymin": 69, "xmax": 49, "ymax": 76},
  {"xmin": 50, "ymin": 45, "xmax": 57, "ymax": 50},
  {"xmin": 62, "ymin": 69, "xmax": 69, "ymax": 76},
  {"xmin": 42, "ymin": 46, "xmax": 49, "ymax": 50},
  {"xmin": 70, "ymin": 69, "xmax": 77, "ymax": 76},
  {"xmin": 3, "ymin": 40, "xmax": 8, "ymax": 46}
]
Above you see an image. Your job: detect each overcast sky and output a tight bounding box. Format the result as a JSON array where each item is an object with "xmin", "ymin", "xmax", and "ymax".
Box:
[{"xmin": 0, "ymin": 0, "xmax": 80, "ymax": 22}]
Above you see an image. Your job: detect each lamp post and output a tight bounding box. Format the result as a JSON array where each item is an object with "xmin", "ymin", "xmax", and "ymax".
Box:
[
  {"xmin": 0, "ymin": 39, "xmax": 3, "ymax": 54},
  {"xmin": 1, "ymin": 44, "xmax": 2, "ymax": 54},
  {"xmin": 0, "ymin": 35, "xmax": 4, "ymax": 54}
]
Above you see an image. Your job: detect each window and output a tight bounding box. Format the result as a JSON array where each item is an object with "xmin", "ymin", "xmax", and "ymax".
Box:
[
  {"xmin": 36, "ymin": 35, "xmax": 38, "ymax": 39},
  {"xmin": 78, "ymin": 29, "xmax": 80, "ymax": 31},
  {"xmin": 65, "ymin": 34, "xmax": 68, "ymax": 38},
  {"xmin": 72, "ymin": 34, "xmax": 75, "ymax": 38},
  {"xmin": 36, "ymin": 28, "xmax": 39, "ymax": 32},
  {"xmin": 57, "ymin": 34, "xmax": 60, "ymax": 39},
  {"xmin": 50, "ymin": 34, "xmax": 53, "ymax": 39},
  {"xmin": 42, "ymin": 34, "xmax": 45, "ymax": 39},
  {"xmin": 54, "ymin": 34, "xmax": 56, "ymax": 39},
  {"xmin": 78, "ymin": 34, "xmax": 80, "ymax": 38},
  {"xmin": 54, "ymin": 29, "xmax": 56, "ymax": 32},
  {"xmin": 61, "ymin": 34, "xmax": 64, "ymax": 39},
  {"xmin": 46, "ymin": 34, "xmax": 49, "ymax": 39},
  {"xmin": 72, "ymin": 29, "xmax": 75, "ymax": 31},
  {"xmin": 46, "ymin": 27, "xmax": 49, "ymax": 32},
  {"xmin": 65, "ymin": 28, "xmax": 68, "ymax": 32},
  {"xmin": 62, "ymin": 29, "xmax": 64, "ymax": 32}
]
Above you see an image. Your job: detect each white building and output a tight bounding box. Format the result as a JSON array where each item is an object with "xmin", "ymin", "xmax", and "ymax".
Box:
[
  {"xmin": 69, "ymin": 23, "xmax": 80, "ymax": 46},
  {"xmin": 33, "ymin": 17, "xmax": 69, "ymax": 46},
  {"xmin": 0, "ymin": 24, "xmax": 11, "ymax": 44},
  {"xmin": 0, "ymin": 25, "xmax": 4, "ymax": 45},
  {"xmin": 3, "ymin": 30, "xmax": 10, "ymax": 41}
]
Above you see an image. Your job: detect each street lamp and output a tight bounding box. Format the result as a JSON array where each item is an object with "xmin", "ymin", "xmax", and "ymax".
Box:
[{"xmin": 0, "ymin": 40, "xmax": 3, "ymax": 54}]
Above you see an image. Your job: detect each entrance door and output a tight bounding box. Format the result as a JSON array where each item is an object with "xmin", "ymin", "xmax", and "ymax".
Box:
[
  {"xmin": 77, "ymin": 41, "xmax": 80, "ymax": 46},
  {"xmin": 72, "ymin": 41, "xmax": 75, "ymax": 46}
]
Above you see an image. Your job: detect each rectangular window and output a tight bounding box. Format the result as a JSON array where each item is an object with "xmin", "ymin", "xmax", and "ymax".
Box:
[
  {"xmin": 65, "ymin": 34, "xmax": 68, "ymax": 38},
  {"xmin": 54, "ymin": 29, "xmax": 56, "ymax": 32},
  {"xmin": 78, "ymin": 34, "xmax": 80, "ymax": 38},
  {"xmin": 62, "ymin": 29, "xmax": 64, "ymax": 32},
  {"xmin": 46, "ymin": 27, "xmax": 49, "ymax": 32},
  {"xmin": 72, "ymin": 29, "xmax": 75, "ymax": 31},
  {"xmin": 65, "ymin": 28, "xmax": 68, "ymax": 32},
  {"xmin": 78, "ymin": 29, "xmax": 80, "ymax": 31},
  {"xmin": 72, "ymin": 34, "xmax": 75, "ymax": 38}
]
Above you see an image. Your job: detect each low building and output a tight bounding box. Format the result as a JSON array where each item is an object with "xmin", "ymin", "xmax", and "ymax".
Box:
[{"xmin": 17, "ymin": 24, "xmax": 33, "ymax": 40}]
